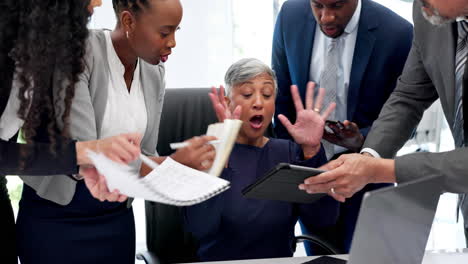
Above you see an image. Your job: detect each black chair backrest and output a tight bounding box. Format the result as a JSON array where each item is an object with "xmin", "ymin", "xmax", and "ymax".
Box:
[
  {"xmin": 146, "ymin": 88, "xmax": 216, "ymax": 264},
  {"xmin": 156, "ymin": 88, "xmax": 218, "ymax": 156}
]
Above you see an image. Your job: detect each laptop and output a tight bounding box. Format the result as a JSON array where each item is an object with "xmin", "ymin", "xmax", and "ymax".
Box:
[{"xmin": 305, "ymin": 174, "xmax": 443, "ymax": 264}]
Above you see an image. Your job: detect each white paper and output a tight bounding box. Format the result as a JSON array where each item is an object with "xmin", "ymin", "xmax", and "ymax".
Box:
[
  {"xmin": 205, "ymin": 119, "xmax": 242, "ymax": 176},
  {"xmin": 87, "ymin": 151, "xmax": 230, "ymax": 206}
]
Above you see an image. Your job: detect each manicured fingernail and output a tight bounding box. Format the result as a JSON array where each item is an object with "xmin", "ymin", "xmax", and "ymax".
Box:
[{"xmin": 298, "ymin": 185, "xmax": 304, "ymax": 190}]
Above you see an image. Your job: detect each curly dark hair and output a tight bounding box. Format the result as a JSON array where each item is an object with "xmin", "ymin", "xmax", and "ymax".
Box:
[{"xmin": 0, "ymin": 0, "xmax": 91, "ymax": 155}]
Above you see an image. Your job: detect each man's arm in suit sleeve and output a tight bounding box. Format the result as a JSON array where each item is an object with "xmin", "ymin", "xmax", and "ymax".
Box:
[
  {"xmin": 362, "ymin": 37, "xmax": 438, "ymax": 158},
  {"xmin": 359, "ymin": 31, "xmax": 468, "ymax": 192},
  {"xmin": 272, "ymin": 4, "xmax": 294, "ymax": 139},
  {"xmin": 395, "ymin": 149, "xmax": 468, "ymax": 193}
]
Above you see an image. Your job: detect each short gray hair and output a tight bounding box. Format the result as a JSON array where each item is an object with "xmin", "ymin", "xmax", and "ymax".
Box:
[{"xmin": 224, "ymin": 58, "xmax": 277, "ymax": 97}]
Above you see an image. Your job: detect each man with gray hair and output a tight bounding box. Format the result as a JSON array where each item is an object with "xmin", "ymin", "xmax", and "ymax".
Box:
[{"xmin": 301, "ymin": 0, "xmax": 468, "ymax": 247}]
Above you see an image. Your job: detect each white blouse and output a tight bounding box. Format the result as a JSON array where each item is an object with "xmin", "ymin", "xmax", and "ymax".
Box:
[{"xmin": 101, "ymin": 31, "xmax": 147, "ymax": 139}]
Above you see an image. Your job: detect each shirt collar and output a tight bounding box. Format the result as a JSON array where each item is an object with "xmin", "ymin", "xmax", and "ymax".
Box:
[
  {"xmin": 105, "ymin": 30, "xmax": 140, "ymax": 76},
  {"xmin": 345, "ymin": 0, "xmax": 361, "ymax": 35}
]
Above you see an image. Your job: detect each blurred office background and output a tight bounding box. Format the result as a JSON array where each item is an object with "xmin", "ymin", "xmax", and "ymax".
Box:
[{"xmin": 6, "ymin": 0, "xmax": 464, "ymax": 261}]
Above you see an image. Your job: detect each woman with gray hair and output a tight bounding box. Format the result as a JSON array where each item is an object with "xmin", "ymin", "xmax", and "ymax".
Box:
[{"xmin": 183, "ymin": 58, "xmax": 339, "ymax": 261}]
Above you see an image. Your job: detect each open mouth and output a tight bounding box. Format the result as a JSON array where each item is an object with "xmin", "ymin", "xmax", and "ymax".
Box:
[
  {"xmin": 321, "ymin": 25, "xmax": 339, "ymax": 36},
  {"xmin": 160, "ymin": 54, "xmax": 170, "ymax": 63},
  {"xmin": 249, "ymin": 115, "xmax": 264, "ymax": 129}
]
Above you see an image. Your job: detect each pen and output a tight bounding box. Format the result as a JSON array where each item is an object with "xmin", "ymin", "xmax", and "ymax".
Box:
[
  {"xmin": 139, "ymin": 154, "xmax": 160, "ymax": 169},
  {"xmin": 170, "ymin": 139, "xmax": 221, "ymax": 150}
]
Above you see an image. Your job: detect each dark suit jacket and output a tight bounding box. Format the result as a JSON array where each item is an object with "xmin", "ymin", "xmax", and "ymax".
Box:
[
  {"xmin": 364, "ymin": 1, "xmax": 468, "ymax": 194},
  {"xmin": 272, "ymin": 0, "xmax": 413, "ymax": 140}
]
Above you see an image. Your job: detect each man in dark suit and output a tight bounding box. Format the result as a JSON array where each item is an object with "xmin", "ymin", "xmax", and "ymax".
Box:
[
  {"xmin": 300, "ymin": 0, "xmax": 468, "ymax": 248},
  {"xmin": 272, "ymin": 0, "xmax": 413, "ymax": 253}
]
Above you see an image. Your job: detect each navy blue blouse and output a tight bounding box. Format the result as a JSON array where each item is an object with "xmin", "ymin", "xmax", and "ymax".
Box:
[{"xmin": 183, "ymin": 138, "xmax": 340, "ymax": 261}]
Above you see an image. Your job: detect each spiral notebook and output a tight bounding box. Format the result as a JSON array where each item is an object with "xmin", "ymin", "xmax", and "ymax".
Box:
[
  {"xmin": 86, "ymin": 119, "xmax": 241, "ymax": 206},
  {"xmin": 88, "ymin": 152, "xmax": 231, "ymax": 206}
]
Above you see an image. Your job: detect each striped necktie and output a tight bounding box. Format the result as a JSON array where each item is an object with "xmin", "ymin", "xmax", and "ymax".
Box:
[
  {"xmin": 320, "ymin": 38, "xmax": 339, "ymax": 121},
  {"xmin": 453, "ymin": 21, "xmax": 468, "ymax": 148},
  {"xmin": 455, "ymin": 21, "xmax": 468, "ymax": 225},
  {"xmin": 320, "ymin": 38, "xmax": 340, "ymax": 159}
]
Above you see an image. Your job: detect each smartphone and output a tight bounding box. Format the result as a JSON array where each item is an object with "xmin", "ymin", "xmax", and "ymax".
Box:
[{"xmin": 324, "ymin": 120, "xmax": 345, "ymax": 134}]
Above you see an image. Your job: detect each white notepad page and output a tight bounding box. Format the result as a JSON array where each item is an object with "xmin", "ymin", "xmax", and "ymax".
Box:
[
  {"xmin": 206, "ymin": 119, "xmax": 242, "ymax": 177},
  {"xmin": 87, "ymin": 151, "xmax": 230, "ymax": 206}
]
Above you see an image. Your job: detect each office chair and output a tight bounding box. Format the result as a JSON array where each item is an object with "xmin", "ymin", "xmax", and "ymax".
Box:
[
  {"xmin": 136, "ymin": 88, "xmax": 214, "ymax": 264},
  {"xmin": 136, "ymin": 88, "xmax": 339, "ymax": 264}
]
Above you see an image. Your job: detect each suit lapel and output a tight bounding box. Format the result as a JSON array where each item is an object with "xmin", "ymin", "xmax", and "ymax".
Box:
[
  {"xmin": 438, "ymin": 23, "xmax": 457, "ymax": 121},
  {"xmin": 348, "ymin": 0, "xmax": 377, "ymax": 121},
  {"xmin": 295, "ymin": 7, "xmax": 316, "ymax": 99}
]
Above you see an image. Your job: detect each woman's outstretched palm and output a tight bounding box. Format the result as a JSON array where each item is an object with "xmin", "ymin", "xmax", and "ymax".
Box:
[
  {"xmin": 209, "ymin": 86, "xmax": 241, "ymax": 121},
  {"xmin": 278, "ymin": 82, "xmax": 335, "ymax": 148}
]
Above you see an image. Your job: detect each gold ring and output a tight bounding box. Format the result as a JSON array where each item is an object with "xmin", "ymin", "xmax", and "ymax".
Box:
[{"xmin": 313, "ymin": 108, "xmax": 320, "ymax": 113}]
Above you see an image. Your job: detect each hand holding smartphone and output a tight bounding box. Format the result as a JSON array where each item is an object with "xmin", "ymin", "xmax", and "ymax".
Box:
[{"xmin": 322, "ymin": 120, "xmax": 364, "ymax": 152}]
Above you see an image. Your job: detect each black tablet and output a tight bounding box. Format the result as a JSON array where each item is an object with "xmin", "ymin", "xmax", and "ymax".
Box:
[{"xmin": 241, "ymin": 163, "xmax": 327, "ymax": 203}]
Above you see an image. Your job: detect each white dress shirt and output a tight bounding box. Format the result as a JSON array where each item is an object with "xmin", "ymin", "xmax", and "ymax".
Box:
[
  {"xmin": 101, "ymin": 31, "xmax": 147, "ymax": 140},
  {"xmin": 309, "ymin": 0, "xmax": 361, "ymax": 154}
]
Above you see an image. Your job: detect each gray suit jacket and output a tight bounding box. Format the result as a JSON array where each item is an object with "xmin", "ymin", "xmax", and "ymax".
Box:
[
  {"xmin": 21, "ymin": 29, "xmax": 165, "ymax": 205},
  {"xmin": 363, "ymin": 1, "xmax": 468, "ymax": 194}
]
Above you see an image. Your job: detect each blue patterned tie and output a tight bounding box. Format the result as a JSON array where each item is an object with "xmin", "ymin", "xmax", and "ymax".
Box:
[{"xmin": 453, "ymin": 21, "xmax": 468, "ymax": 148}]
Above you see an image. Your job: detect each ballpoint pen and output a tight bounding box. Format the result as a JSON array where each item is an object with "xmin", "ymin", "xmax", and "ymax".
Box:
[
  {"xmin": 170, "ymin": 139, "xmax": 221, "ymax": 150},
  {"xmin": 139, "ymin": 154, "xmax": 160, "ymax": 169}
]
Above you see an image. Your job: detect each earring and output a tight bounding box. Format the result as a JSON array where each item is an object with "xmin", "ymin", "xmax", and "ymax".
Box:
[{"xmin": 126, "ymin": 31, "xmax": 129, "ymax": 39}]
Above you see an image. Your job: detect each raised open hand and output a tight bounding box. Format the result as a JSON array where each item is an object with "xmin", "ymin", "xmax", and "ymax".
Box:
[
  {"xmin": 209, "ymin": 86, "xmax": 241, "ymax": 121},
  {"xmin": 277, "ymin": 82, "xmax": 336, "ymax": 154}
]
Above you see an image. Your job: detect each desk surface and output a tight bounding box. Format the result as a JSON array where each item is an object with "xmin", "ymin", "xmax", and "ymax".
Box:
[{"xmin": 193, "ymin": 249, "xmax": 468, "ymax": 264}]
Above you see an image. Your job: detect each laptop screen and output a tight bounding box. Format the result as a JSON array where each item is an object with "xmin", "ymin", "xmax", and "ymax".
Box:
[{"xmin": 347, "ymin": 175, "xmax": 443, "ymax": 264}]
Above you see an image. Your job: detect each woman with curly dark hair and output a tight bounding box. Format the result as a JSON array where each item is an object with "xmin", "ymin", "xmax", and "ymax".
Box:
[
  {"xmin": 0, "ymin": 1, "xmax": 143, "ymax": 263},
  {"xmin": 15, "ymin": 0, "xmax": 217, "ymax": 263}
]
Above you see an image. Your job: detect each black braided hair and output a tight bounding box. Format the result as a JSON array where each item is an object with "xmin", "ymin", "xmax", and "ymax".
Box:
[
  {"xmin": 0, "ymin": 0, "xmax": 91, "ymax": 155},
  {"xmin": 112, "ymin": 0, "xmax": 152, "ymax": 16}
]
